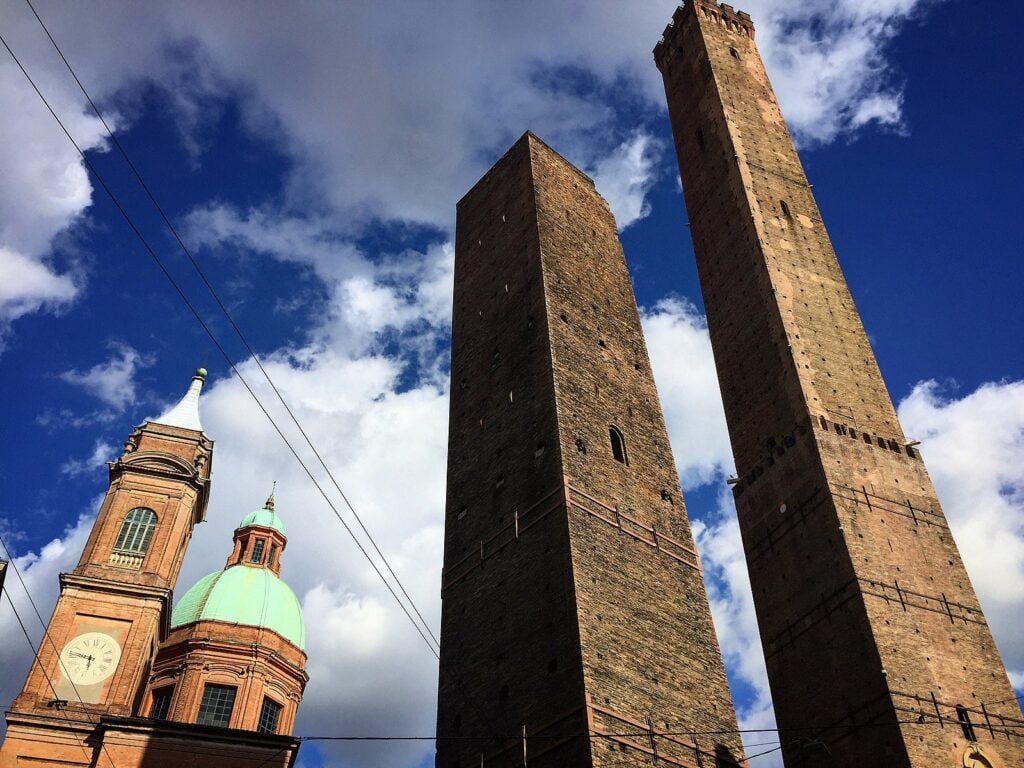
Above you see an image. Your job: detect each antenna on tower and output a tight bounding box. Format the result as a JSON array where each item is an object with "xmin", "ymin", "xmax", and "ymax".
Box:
[{"xmin": 265, "ymin": 481, "xmax": 276, "ymax": 511}]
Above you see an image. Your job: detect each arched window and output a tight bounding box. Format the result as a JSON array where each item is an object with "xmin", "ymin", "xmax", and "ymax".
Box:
[
  {"xmin": 113, "ymin": 508, "xmax": 157, "ymax": 555},
  {"xmin": 609, "ymin": 426, "xmax": 628, "ymax": 465},
  {"xmin": 780, "ymin": 199, "xmax": 792, "ymax": 218}
]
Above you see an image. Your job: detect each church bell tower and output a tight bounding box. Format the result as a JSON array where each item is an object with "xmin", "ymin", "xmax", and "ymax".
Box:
[{"xmin": 2, "ymin": 369, "xmax": 213, "ymax": 764}]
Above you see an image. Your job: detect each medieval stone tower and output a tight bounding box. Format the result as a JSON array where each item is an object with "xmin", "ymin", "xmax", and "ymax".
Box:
[
  {"xmin": 655, "ymin": 2, "xmax": 1024, "ymax": 766},
  {"xmin": 435, "ymin": 132, "xmax": 744, "ymax": 767}
]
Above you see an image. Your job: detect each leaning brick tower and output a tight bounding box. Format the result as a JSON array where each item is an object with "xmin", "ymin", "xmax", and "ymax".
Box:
[
  {"xmin": 655, "ymin": 2, "xmax": 1024, "ymax": 765},
  {"xmin": 435, "ymin": 132, "xmax": 744, "ymax": 767}
]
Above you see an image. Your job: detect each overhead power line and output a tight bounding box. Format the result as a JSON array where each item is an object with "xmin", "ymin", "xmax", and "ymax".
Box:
[
  {"xmin": 0, "ymin": 28, "xmax": 438, "ymax": 660},
  {"xmin": 0, "ymin": 534, "xmax": 120, "ymax": 768},
  {"xmin": 19, "ymin": 0, "xmax": 439, "ymax": 655}
]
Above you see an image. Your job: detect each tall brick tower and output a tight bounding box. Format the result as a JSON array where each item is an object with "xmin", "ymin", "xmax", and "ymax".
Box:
[
  {"xmin": 435, "ymin": 132, "xmax": 744, "ymax": 767},
  {"xmin": 655, "ymin": 3, "xmax": 1024, "ymax": 765}
]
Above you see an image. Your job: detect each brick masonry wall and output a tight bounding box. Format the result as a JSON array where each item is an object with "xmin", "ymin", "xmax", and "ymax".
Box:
[
  {"xmin": 0, "ymin": 421, "xmax": 217, "ymax": 765},
  {"xmin": 146, "ymin": 620, "xmax": 307, "ymax": 736},
  {"xmin": 656, "ymin": 2, "xmax": 1024, "ymax": 765},
  {"xmin": 0, "ymin": 715, "xmax": 299, "ymax": 768},
  {"xmin": 436, "ymin": 133, "xmax": 743, "ymax": 768}
]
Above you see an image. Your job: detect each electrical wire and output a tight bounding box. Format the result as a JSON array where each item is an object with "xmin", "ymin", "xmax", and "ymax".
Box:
[
  {"xmin": 0, "ymin": 536, "xmax": 119, "ymax": 768},
  {"xmin": 0, "ymin": 28, "xmax": 439, "ymax": 660},
  {"xmin": 19, "ymin": 0, "xmax": 439, "ymax": 654},
  {"xmin": 4, "ymin": 9, "xmax": 1023, "ymax": 767}
]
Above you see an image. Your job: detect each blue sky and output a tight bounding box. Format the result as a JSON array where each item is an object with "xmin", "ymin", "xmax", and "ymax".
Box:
[{"xmin": 1, "ymin": 1, "xmax": 1022, "ymax": 766}]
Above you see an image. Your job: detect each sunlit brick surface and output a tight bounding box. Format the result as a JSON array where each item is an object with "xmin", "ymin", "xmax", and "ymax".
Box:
[
  {"xmin": 656, "ymin": 2, "xmax": 1024, "ymax": 764},
  {"xmin": 436, "ymin": 133, "xmax": 744, "ymax": 768}
]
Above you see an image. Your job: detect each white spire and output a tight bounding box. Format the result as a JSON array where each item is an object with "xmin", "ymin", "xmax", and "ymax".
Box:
[{"xmin": 154, "ymin": 368, "xmax": 207, "ymax": 431}]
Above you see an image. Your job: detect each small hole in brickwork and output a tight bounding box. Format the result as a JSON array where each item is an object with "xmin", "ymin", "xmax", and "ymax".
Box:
[
  {"xmin": 560, "ymin": 313, "xmax": 568, "ymax": 323},
  {"xmin": 597, "ymin": 339, "xmax": 606, "ymax": 348},
  {"xmin": 661, "ymin": 490, "xmax": 674, "ymax": 505},
  {"xmin": 729, "ymin": 47, "xmax": 739, "ymax": 59},
  {"xmin": 576, "ymin": 438, "xmax": 587, "ymax": 455}
]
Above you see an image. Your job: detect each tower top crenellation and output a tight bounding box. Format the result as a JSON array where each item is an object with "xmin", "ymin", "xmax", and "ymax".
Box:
[{"xmin": 655, "ymin": 1, "xmax": 755, "ymax": 65}]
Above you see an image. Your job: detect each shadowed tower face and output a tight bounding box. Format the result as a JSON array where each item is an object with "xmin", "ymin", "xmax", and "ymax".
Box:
[
  {"xmin": 435, "ymin": 132, "xmax": 744, "ymax": 767},
  {"xmin": 655, "ymin": 2, "xmax": 1024, "ymax": 766}
]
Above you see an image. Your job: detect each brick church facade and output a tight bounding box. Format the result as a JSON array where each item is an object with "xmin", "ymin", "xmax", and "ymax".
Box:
[{"xmin": 0, "ymin": 370, "xmax": 307, "ymax": 768}]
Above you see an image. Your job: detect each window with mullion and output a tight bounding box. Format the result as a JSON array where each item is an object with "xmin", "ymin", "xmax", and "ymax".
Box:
[
  {"xmin": 250, "ymin": 539, "xmax": 266, "ymax": 563},
  {"xmin": 150, "ymin": 686, "xmax": 174, "ymax": 720},
  {"xmin": 257, "ymin": 697, "xmax": 283, "ymax": 734},
  {"xmin": 113, "ymin": 508, "xmax": 157, "ymax": 554},
  {"xmin": 196, "ymin": 684, "xmax": 236, "ymax": 728}
]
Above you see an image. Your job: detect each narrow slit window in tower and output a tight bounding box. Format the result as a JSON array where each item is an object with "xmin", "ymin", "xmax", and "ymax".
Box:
[
  {"xmin": 609, "ymin": 426, "xmax": 628, "ymax": 465},
  {"xmin": 956, "ymin": 705, "xmax": 977, "ymax": 742}
]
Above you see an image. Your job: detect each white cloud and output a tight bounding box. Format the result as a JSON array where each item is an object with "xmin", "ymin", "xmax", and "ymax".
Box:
[
  {"xmin": 641, "ymin": 298, "xmax": 734, "ymax": 486},
  {"xmin": 0, "ymin": 246, "xmax": 77, "ymax": 324},
  {"xmin": 59, "ymin": 342, "xmax": 152, "ymax": 411},
  {"xmin": 591, "ymin": 131, "xmax": 662, "ymax": 230},
  {"xmin": 898, "ymin": 379, "xmax": 1024, "ymax": 679},
  {"xmin": 59, "ymin": 439, "xmax": 116, "ymax": 478},
  {"xmin": 0, "ymin": 0, "xmax": 936, "ymax": 336},
  {"xmin": 0, "ymin": 34, "xmax": 108, "ymax": 336},
  {"xmin": 694, "ymin": 504, "xmax": 781, "ymax": 767},
  {"xmin": 757, "ymin": 0, "xmax": 924, "ymax": 145}
]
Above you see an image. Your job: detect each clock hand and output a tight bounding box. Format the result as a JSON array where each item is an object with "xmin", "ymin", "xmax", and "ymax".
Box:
[{"xmin": 69, "ymin": 651, "xmax": 91, "ymax": 660}]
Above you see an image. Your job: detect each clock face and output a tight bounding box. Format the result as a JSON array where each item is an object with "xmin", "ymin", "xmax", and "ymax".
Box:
[{"xmin": 59, "ymin": 632, "xmax": 122, "ymax": 686}]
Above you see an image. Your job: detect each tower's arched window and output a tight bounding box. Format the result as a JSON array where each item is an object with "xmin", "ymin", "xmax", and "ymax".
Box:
[
  {"xmin": 113, "ymin": 508, "xmax": 157, "ymax": 555},
  {"xmin": 609, "ymin": 426, "xmax": 628, "ymax": 465}
]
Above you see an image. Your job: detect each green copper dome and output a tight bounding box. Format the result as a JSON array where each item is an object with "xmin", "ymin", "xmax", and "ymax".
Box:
[
  {"xmin": 171, "ymin": 566, "xmax": 305, "ymax": 650},
  {"xmin": 239, "ymin": 507, "xmax": 287, "ymax": 536}
]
